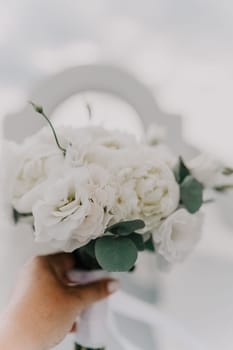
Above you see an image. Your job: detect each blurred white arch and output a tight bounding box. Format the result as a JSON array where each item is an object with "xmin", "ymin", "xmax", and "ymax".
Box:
[
  {"xmin": 3, "ymin": 64, "xmax": 196, "ymax": 158},
  {"xmin": 50, "ymin": 91, "xmax": 145, "ymax": 139}
]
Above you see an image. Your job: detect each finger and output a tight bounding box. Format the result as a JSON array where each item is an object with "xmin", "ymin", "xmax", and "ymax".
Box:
[
  {"xmin": 46, "ymin": 253, "xmax": 75, "ymax": 281},
  {"xmin": 69, "ymin": 279, "xmax": 119, "ymax": 310}
]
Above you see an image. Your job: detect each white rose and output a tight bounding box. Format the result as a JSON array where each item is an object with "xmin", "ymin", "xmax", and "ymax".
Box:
[
  {"xmin": 9, "ymin": 125, "xmax": 93, "ymax": 213},
  {"xmin": 11, "ymin": 139, "xmax": 64, "ymax": 213},
  {"xmin": 134, "ymin": 161, "xmax": 179, "ymax": 225},
  {"xmin": 65, "ymin": 142, "xmax": 90, "ymax": 168},
  {"xmin": 153, "ymin": 209, "xmax": 203, "ymax": 263},
  {"xmin": 33, "ymin": 166, "xmax": 116, "ymax": 252},
  {"xmin": 63, "ymin": 127, "xmax": 137, "ymax": 169},
  {"xmin": 60, "ymin": 127, "xmax": 97, "ymax": 167},
  {"xmin": 32, "ymin": 126, "xmax": 93, "ymax": 168}
]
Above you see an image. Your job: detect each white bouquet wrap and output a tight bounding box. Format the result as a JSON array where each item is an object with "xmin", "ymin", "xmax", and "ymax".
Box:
[{"xmin": 68, "ymin": 270, "xmax": 110, "ymax": 349}]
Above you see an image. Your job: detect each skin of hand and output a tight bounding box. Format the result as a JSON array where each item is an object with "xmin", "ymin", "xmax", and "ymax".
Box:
[{"xmin": 0, "ymin": 254, "xmax": 119, "ymax": 350}]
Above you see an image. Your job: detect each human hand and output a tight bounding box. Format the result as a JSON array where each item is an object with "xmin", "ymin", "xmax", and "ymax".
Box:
[{"xmin": 0, "ymin": 254, "xmax": 119, "ymax": 350}]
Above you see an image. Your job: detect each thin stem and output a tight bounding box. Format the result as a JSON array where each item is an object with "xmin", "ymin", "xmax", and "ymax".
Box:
[
  {"xmin": 29, "ymin": 101, "xmax": 66, "ymax": 156},
  {"xmin": 41, "ymin": 110, "xmax": 66, "ymax": 155}
]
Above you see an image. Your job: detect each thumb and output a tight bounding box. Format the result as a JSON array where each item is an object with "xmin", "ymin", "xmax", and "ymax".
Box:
[{"xmin": 68, "ymin": 279, "xmax": 119, "ymax": 310}]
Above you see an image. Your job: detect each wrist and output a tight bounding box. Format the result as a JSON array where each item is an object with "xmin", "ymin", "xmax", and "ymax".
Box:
[{"xmin": 0, "ymin": 308, "xmax": 43, "ymax": 350}]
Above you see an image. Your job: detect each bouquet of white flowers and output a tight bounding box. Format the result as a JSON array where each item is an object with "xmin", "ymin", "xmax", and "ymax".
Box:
[{"xmin": 5, "ymin": 103, "xmax": 233, "ymax": 350}]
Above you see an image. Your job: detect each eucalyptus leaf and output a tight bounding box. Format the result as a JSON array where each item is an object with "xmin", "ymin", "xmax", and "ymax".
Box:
[
  {"xmin": 73, "ymin": 247, "xmax": 101, "ymax": 271},
  {"xmin": 180, "ymin": 175, "xmax": 203, "ymax": 213},
  {"xmin": 82, "ymin": 240, "xmax": 96, "ymax": 258},
  {"xmin": 144, "ymin": 237, "xmax": 155, "ymax": 252},
  {"xmin": 173, "ymin": 156, "xmax": 190, "ymax": 184},
  {"xmin": 128, "ymin": 233, "xmax": 145, "ymax": 251},
  {"xmin": 106, "ymin": 219, "xmax": 145, "ymax": 236},
  {"xmin": 95, "ymin": 236, "xmax": 138, "ymax": 272}
]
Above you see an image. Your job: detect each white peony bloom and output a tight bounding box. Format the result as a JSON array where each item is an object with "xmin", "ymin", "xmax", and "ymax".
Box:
[
  {"xmin": 110, "ymin": 168, "xmax": 138, "ymax": 223},
  {"xmin": 154, "ymin": 209, "xmax": 203, "ymax": 263},
  {"xmin": 109, "ymin": 160, "xmax": 179, "ymax": 231},
  {"xmin": 134, "ymin": 161, "xmax": 179, "ymax": 223},
  {"xmin": 187, "ymin": 153, "xmax": 233, "ymax": 188},
  {"xmin": 32, "ymin": 166, "xmax": 116, "ymax": 252}
]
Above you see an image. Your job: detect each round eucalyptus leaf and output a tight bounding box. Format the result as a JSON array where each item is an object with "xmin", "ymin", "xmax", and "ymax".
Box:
[
  {"xmin": 128, "ymin": 233, "xmax": 145, "ymax": 251},
  {"xmin": 144, "ymin": 237, "xmax": 155, "ymax": 252},
  {"xmin": 82, "ymin": 240, "xmax": 96, "ymax": 258},
  {"xmin": 106, "ymin": 219, "xmax": 145, "ymax": 235},
  {"xmin": 173, "ymin": 156, "xmax": 190, "ymax": 184},
  {"xmin": 180, "ymin": 175, "xmax": 203, "ymax": 213},
  {"xmin": 95, "ymin": 236, "xmax": 138, "ymax": 272}
]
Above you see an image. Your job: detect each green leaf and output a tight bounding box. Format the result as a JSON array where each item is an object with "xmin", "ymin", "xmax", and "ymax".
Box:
[
  {"xmin": 144, "ymin": 237, "xmax": 155, "ymax": 252},
  {"xmin": 82, "ymin": 240, "xmax": 96, "ymax": 258},
  {"xmin": 95, "ymin": 236, "xmax": 138, "ymax": 272},
  {"xmin": 128, "ymin": 233, "xmax": 145, "ymax": 251},
  {"xmin": 173, "ymin": 156, "xmax": 190, "ymax": 184},
  {"xmin": 73, "ymin": 247, "xmax": 101, "ymax": 271},
  {"xmin": 180, "ymin": 175, "xmax": 203, "ymax": 213},
  {"xmin": 106, "ymin": 220, "xmax": 145, "ymax": 236}
]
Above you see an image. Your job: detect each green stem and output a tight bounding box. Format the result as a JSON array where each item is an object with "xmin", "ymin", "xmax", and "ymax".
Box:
[
  {"xmin": 29, "ymin": 101, "xmax": 66, "ymax": 156},
  {"xmin": 41, "ymin": 111, "xmax": 66, "ymax": 155}
]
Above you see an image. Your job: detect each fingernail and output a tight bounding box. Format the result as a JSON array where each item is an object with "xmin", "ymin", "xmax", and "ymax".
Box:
[{"xmin": 107, "ymin": 280, "xmax": 120, "ymax": 294}]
